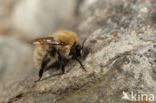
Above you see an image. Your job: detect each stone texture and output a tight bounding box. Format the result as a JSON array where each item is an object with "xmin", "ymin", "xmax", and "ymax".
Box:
[{"xmin": 0, "ymin": 0, "xmax": 156, "ymax": 103}]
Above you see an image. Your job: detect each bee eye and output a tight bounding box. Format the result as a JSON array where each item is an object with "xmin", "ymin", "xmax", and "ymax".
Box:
[{"xmin": 76, "ymin": 45, "xmax": 81, "ymax": 51}]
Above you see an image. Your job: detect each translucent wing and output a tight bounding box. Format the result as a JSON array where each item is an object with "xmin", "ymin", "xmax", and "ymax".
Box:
[{"xmin": 31, "ymin": 37, "xmax": 66, "ymax": 45}]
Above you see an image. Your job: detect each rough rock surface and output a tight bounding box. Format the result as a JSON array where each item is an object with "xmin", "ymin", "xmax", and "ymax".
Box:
[{"xmin": 0, "ymin": 0, "xmax": 156, "ymax": 103}]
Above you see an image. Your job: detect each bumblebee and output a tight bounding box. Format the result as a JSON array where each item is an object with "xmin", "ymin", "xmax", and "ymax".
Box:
[{"xmin": 31, "ymin": 30, "xmax": 87, "ymax": 81}]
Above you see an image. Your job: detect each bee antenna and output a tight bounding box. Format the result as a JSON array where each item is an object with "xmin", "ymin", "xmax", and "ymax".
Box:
[
  {"xmin": 81, "ymin": 38, "xmax": 87, "ymax": 49},
  {"xmin": 75, "ymin": 57, "xmax": 87, "ymax": 71}
]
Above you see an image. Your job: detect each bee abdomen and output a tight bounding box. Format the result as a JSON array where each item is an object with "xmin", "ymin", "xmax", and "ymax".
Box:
[{"xmin": 33, "ymin": 46, "xmax": 48, "ymax": 69}]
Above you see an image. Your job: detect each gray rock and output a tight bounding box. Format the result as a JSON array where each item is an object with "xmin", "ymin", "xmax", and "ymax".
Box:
[{"xmin": 0, "ymin": 0, "xmax": 156, "ymax": 103}]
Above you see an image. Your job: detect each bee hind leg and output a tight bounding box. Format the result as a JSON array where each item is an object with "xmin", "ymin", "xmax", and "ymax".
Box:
[{"xmin": 36, "ymin": 54, "xmax": 50, "ymax": 82}]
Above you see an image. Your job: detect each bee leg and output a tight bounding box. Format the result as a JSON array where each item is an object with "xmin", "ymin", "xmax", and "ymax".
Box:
[
  {"xmin": 37, "ymin": 54, "xmax": 50, "ymax": 81},
  {"xmin": 57, "ymin": 51, "xmax": 65, "ymax": 74},
  {"xmin": 75, "ymin": 57, "xmax": 87, "ymax": 72},
  {"xmin": 60, "ymin": 63, "xmax": 65, "ymax": 74}
]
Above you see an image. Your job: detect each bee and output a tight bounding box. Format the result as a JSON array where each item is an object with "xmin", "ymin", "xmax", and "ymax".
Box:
[{"xmin": 31, "ymin": 30, "xmax": 87, "ymax": 81}]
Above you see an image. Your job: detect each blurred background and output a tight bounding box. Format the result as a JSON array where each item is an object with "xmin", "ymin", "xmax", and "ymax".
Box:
[
  {"xmin": 1, "ymin": 0, "xmax": 156, "ymax": 103},
  {"xmin": 0, "ymin": 0, "xmax": 96, "ymax": 92}
]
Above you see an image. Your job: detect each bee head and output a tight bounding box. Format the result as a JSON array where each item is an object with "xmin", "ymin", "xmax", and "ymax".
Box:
[
  {"xmin": 69, "ymin": 43, "xmax": 82, "ymax": 58},
  {"xmin": 75, "ymin": 45, "xmax": 82, "ymax": 57},
  {"xmin": 70, "ymin": 38, "xmax": 88, "ymax": 59}
]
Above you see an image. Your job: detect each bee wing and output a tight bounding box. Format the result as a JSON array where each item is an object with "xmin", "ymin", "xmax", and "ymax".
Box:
[{"xmin": 31, "ymin": 37, "xmax": 65, "ymax": 45}]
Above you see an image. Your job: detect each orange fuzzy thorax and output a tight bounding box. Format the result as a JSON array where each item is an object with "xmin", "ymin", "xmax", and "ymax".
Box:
[
  {"xmin": 54, "ymin": 30, "xmax": 80, "ymax": 58},
  {"xmin": 55, "ymin": 30, "xmax": 79, "ymax": 47}
]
